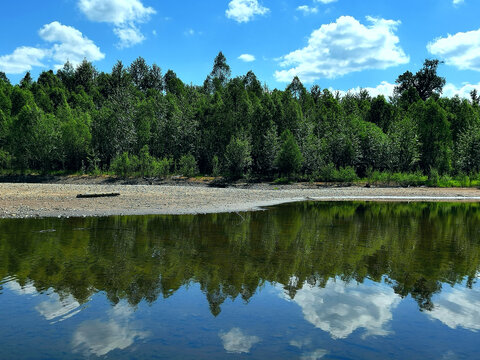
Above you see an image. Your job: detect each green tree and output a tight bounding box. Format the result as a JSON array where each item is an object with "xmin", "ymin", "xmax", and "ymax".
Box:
[
  {"xmin": 395, "ymin": 59, "xmax": 446, "ymax": 101},
  {"xmin": 275, "ymin": 130, "xmax": 303, "ymax": 177},
  {"xmin": 224, "ymin": 136, "xmax": 252, "ymax": 179}
]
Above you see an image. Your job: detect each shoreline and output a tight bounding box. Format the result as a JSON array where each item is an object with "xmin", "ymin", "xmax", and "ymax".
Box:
[{"xmin": 1, "ymin": 183, "xmax": 480, "ymax": 219}]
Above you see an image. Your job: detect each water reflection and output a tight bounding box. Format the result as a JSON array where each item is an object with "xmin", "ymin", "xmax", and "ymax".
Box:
[
  {"xmin": 72, "ymin": 302, "xmax": 149, "ymax": 357},
  {"xmin": 284, "ymin": 279, "xmax": 401, "ymax": 339},
  {"xmin": 219, "ymin": 328, "xmax": 260, "ymax": 354},
  {"xmin": 428, "ymin": 286, "xmax": 480, "ymax": 331},
  {"xmin": 1, "ymin": 202, "xmax": 480, "ymax": 358}
]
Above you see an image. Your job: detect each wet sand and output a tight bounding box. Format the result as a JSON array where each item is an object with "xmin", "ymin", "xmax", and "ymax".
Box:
[{"xmin": 1, "ymin": 183, "xmax": 480, "ymax": 218}]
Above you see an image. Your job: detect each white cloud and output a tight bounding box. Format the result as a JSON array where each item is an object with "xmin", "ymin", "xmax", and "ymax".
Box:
[
  {"xmin": 297, "ymin": 5, "xmax": 318, "ymax": 15},
  {"xmin": 113, "ymin": 25, "xmax": 145, "ymax": 48},
  {"xmin": 334, "ymin": 81, "xmax": 396, "ymax": 98},
  {"xmin": 0, "ymin": 22, "xmax": 104, "ymax": 74},
  {"xmin": 428, "ymin": 287, "xmax": 480, "ymax": 331},
  {"xmin": 219, "ymin": 328, "xmax": 260, "ymax": 354},
  {"xmin": 282, "ymin": 279, "xmax": 401, "ymax": 339},
  {"xmin": 443, "ymin": 82, "xmax": 480, "ymax": 98},
  {"xmin": 275, "ymin": 16, "xmax": 409, "ymax": 83},
  {"xmin": 453, "ymin": 0, "xmax": 464, "ymax": 6},
  {"xmin": 226, "ymin": 0, "xmax": 269, "ymax": 23},
  {"xmin": 238, "ymin": 53, "xmax": 256, "ymax": 62},
  {"xmin": 73, "ymin": 302, "xmax": 149, "ymax": 357},
  {"xmin": 78, "ymin": 0, "xmax": 155, "ymax": 24},
  {"xmin": 0, "ymin": 47, "xmax": 48, "ymax": 74},
  {"xmin": 427, "ymin": 28, "xmax": 480, "ymax": 71},
  {"xmin": 39, "ymin": 21, "xmax": 105, "ymax": 67},
  {"xmin": 315, "ymin": 0, "xmax": 338, "ymax": 3},
  {"xmin": 78, "ymin": 0, "xmax": 155, "ymax": 48}
]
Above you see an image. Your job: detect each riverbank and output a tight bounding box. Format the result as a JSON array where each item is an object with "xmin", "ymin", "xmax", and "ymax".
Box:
[{"xmin": 1, "ymin": 182, "xmax": 480, "ymax": 218}]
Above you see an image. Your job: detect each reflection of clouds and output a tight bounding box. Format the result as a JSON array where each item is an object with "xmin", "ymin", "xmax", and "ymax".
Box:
[
  {"xmin": 5, "ymin": 280, "xmax": 37, "ymax": 295},
  {"xmin": 301, "ymin": 349, "xmax": 328, "ymax": 360},
  {"xmin": 428, "ymin": 287, "xmax": 480, "ymax": 331},
  {"xmin": 35, "ymin": 293, "xmax": 81, "ymax": 322},
  {"xmin": 72, "ymin": 302, "xmax": 149, "ymax": 357},
  {"xmin": 290, "ymin": 338, "xmax": 328, "ymax": 360},
  {"xmin": 285, "ymin": 279, "xmax": 401, "ymax": 339},
  {"xmin": 219, "ymin": 328, "xmax": 260, "ymax": 354}
]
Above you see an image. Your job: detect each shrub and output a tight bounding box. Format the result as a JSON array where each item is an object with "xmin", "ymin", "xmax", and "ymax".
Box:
[
  {"xmin": 178, "ymin": 154, "xmax": 198, "ymax": 177},
  {"xmin": 111, "ymin": 152, "xmax": 137, "ymax": 178},
  {"xmin": 154, "ymin": 157, "xmax": 172, "ymax": 178}
]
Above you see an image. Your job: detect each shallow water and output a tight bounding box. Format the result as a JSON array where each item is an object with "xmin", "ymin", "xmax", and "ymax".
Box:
[{"xmin": 1, "ymin": 202, "xmax": 479, "ymax": 359}]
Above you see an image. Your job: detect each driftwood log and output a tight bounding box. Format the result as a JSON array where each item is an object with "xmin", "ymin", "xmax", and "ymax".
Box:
[{"xmin": 76, "ymin": 193, "xmax": 120, "ymax": 199}]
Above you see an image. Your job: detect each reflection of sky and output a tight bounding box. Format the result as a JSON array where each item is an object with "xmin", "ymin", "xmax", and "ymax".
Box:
[
  {"xmin": 6, "ymin": 280, "xmax": 83, "ymax": 323},
  {"xmin": 282, "ymin": 278, "xmax": 401, "ymax": 339},
  {"xmin": 219, "ymin": 328, "xmax": 260, "ymax": 354},
  {"xmin": 5, "ymin": 280, "xmax": 37, "ymax": 296},
  {"xmin": 72, "ymin": 302, "xmax": 149, "ymax": 357},
  {"xmin": 428, "ymin": 287, "xmax": 480, "ymax": 331},
  {"xmin": 35, "ymin": 293, "xmax": 82, "ymax": 322},
  {"xmin": 290, "ymin": 338, "xmax": 328, "ymax": 360}
]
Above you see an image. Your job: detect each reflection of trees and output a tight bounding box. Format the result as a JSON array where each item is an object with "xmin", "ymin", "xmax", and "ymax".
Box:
[{"xmin": 1, "ymin": 202, "xmax": 480, "ymax": 314}]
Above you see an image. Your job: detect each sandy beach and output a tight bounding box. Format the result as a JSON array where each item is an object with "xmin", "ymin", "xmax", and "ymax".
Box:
[{"xmin": 1, "ymin": 182, "xmax": 480, "ymax": 218}]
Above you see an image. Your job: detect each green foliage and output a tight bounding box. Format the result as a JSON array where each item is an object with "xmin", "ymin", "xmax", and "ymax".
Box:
[
  {"xmin": 275, "ymin": 130, "xmax": 303, "ymax": 177},
  {"xmin": 178, "ymin": 154, "xmax": 198, "ymax": 177},
  {"xmin": 224, "ymin": 136, "xmax": 252, "ymax": 179},
  {"xmin": 111, "ymin": 152, "xmax": 137, "ymax": 178},
  {"xmin": 0, "ymin": 55, "xmax": 477, "ymax": 186}
]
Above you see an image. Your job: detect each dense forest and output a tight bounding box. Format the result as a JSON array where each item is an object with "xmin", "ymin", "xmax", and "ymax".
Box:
[{"xmin": 1, "ymin": 53, "xmax": 479, "ymax": 183}]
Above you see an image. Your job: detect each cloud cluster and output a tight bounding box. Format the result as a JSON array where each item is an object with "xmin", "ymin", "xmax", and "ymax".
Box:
[
  {"xmin": 226, "ymin": 0, "xmax": 269, "ymax": 23},
  {"xmin": 284, "ymin": 279, "xmax": 401, "ymax": 339},
  {"xmin": 275, "ymin": 16, "xmax": 409, "ymax": 83},
  {"xmin": 428, "ymin": 28, "xmax": 480, "ymax": 71},
  {"xmin": 219, "ymin": 328, "xmax": 260, "ymax": 353},
  {"xmin": 78, "ymin": 0, "xmax": 156, "ymax": 48},
  {"xmin": 0, "ymin": 22, "xmax": 104, "ymax": 74}
]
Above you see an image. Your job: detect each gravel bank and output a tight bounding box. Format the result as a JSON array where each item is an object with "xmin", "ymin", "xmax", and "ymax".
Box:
[{"xmin": 1, "ymin": 183, "xmax": 480, "ymax": 218}]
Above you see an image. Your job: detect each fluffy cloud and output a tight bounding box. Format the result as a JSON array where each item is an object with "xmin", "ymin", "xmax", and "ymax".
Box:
[
  {"xmin": 297, "ymin": 6, "xmax": 318, "ymax": 15},
  {"xmin": 453, "ymin": 0, "xmax": 464, "ymax": 5},
  {"xmin": 334, "ymin": 81, "xmax": 396, "ymax": 98},
  {"xmin": 283, "ymin": 279, "xmax": 401, "ymax": 339},
  {"xmin": 219, "ymin": 328, "xmax": 260, "ymax": 354},
  {"xmin": 427, "ymin": 287, "xmax": 480, "ymax": 331},
  {"xmin": 443, "ymin": 82, "xmax": 480, "ymax": 98},
  {"xmin": 238, "ymin": 54, "xmax": 256, "ymax": 62},
  {"xmin": 427, "ymin": 28, "xmax": 480, "ymax": 71},
  {"xmin": 275, "ymin": 16, "xmax": 409, "ymax": 83},
  {"xmin": 0, "ymin": 47, "xmax": 48, "ymax": 74},
  {"xmin": 73, "ymin": 302, "xmax": 149, "ymax": 357},
  {"xmin": 0, "ymin": 22, "xmax": 104, "ymax": 74},
  {"xmin": 39, "ymin": 21, "xmax": 105, "ymax": 67},
  {"xmin": 226, "ymin": 0, "xmax": 269, "ymax": 23},
  {"xmin": 78, "ymin": 0, "xmax": 155, "ymax": 48},
  {"xmin": 315, "ymin": 0, "xmax": 338, "ymax": 3}
]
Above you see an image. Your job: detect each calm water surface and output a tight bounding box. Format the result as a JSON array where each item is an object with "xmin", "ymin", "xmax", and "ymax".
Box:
[{"xmin": 1, "ymin": 202, "xmax": 480, "ymax": 359}]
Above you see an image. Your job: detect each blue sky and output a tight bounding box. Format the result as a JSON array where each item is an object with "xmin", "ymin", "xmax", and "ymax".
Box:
[{"xmin": 1, "ymin": 0, "xmax": 480, "ymax": 97}]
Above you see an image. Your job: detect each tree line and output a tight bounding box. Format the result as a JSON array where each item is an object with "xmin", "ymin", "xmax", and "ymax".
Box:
[{"xmin": 0, "ymin": 53, "xmax": 479, "ymax": 182}]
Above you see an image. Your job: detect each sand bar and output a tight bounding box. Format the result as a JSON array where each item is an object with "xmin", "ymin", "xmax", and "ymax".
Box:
[{"xmin": 1, "ymin": 182, "xmax": 480, "ymax": 218}]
